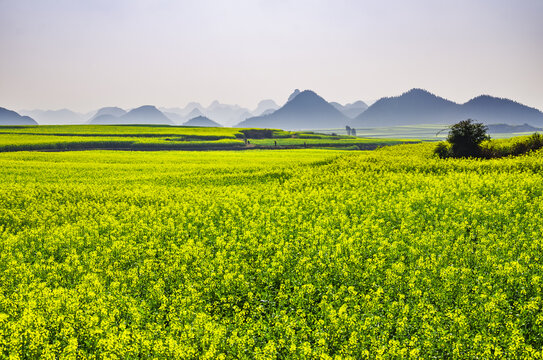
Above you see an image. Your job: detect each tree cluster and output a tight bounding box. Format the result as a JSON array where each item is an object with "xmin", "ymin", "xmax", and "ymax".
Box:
[{"xmin": 346, "ymin": 126, "xmax": 357, "ymax": 136}]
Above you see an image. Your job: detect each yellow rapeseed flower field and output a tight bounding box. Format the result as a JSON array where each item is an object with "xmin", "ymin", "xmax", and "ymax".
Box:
[{"xmin": 1, "ymin": 144, "xmax": 542, "ymax": 358}]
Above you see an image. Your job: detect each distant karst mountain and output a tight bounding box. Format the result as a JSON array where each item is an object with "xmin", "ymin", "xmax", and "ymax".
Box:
[
  {"xmin": 183, "ymin": 116, "xmax": 222, "ymax": 127},
  {"xmin": 353, "ymin": 89, "xmax": 461, "ymax": 126},
  {"xmin": 287, "ymin": 89, "xmax": 301, "ymax": 102},
  {"xmin": 253, "ymin": 99, "xmax": 280, "ymax": 116},
  {"xmin": 89, "ymin": 107, "xmax": 126, "ymax": 123},
  {"xmin": 353, "ymin": 89, "xmax": 543, "ymax": 127},
  {"xmin": 161, "ymin": 101, "xmax": 251, "ymax": 126},
  {"xmin": 330, "ymin": 100, "xmax": 368, "ymax": 118},
  {"xmin": 206, "ymin": 101, "xmax": 252, "ymax": 127},
  {"xmin": 19, "ymin": 108, "xmax": 86, "ymax": 125},
  {"xmin": 237, "ymin": 90, "xmax": 349, "ymax": 130},
  {"xmin": 184, "ymin": 102, "xmax": 205, "ymax": 114},
  {"xmin": 163, "ymin": 111, "xmax": 184, "ymax": 124},
  {"xmin": 186, "ymin": 107, "xmax": 205, "ymax": 120},
  {"xmin": 0, "ymin": 107, "xmax": 38, "ymax": 125},
  {"xmin": 14, "ymin": 88, "xmax": 542, "ymax": 130},
  {"xmin": 461, "ymin": 95, "xmax": 543, "ymax": 125},
  {"xmin": 89, "ymin": 105, "xmax": 174, "ymax": 125}
]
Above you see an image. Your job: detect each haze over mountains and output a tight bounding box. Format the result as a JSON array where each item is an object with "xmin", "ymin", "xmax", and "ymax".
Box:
[
  {"xmin": 159, "ymin": 101, "xmax": 253, "ymax": 127},
  {"xmin": 91, "ymin": 107, "xmax": 127, "ymax": 120},
  {"xmin": 253, "ymin": 100, "xmax": 280, "ymax": 116},
  {"xmin": 330, "ymin": 101, "xmax": 368, "ymax": 118},
  {"xmin": 353, "ymin": 89, "xmax": 543, "ymax": 127},
  {"xmin": 238, "ymin": 90, "xmax": 349, "ymax": 129},
  {"xmin": 90, "ymin": 106, "xmax": 174, "ymax": 125},
  {"xmin": 183, "ymin": 116, "xmax": 222, "ymax": 127},
  {"xmin": 19, "ymin": 109, "xmax": 90, "ymax": 125},
  {"xmin": 4, "ymin": 88, "xmax": 543, "ymax": 129},
  {"xmin": 0, "ymin": 107, "xmax": 38, "ymax": 125}
]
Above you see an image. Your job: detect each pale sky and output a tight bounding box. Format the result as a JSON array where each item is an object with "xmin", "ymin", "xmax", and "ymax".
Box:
[{"xmin": 1, "ymin": 0, "xmax": 542, "ymax": 112}]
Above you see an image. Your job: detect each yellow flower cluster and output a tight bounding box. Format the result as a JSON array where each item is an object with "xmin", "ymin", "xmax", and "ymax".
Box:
[{"xmin": 0, "ymin": 144, "xmax": 542, "ymax": 358}]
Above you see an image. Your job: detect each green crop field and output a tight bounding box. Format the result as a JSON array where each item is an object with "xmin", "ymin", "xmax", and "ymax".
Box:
[
  {"xmin": 0, "ymin": 126, "xmax": 413, "ymax": 152},
  {"xmin": 0, "ymin": 125, "xmax": 243, "ymax": 138},
  {"xmin": 317, "ymin": 124, "xmax": 539, "ymax": 140},
  {"xmin": 1, "ymin": 141, "xmax": 543, "ymax": 358}
]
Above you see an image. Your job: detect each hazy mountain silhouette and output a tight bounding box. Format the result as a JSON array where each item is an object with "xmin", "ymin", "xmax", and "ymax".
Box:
[
  {"xmin": 184, "ymin": 102, "xmax": 205, "ymax": 114},
  {"xmin": 19, "ymin": 108, "xmax": 86, "ymax": 124},
  {"xmin": 287, "ymin": 89, "xmax": 301, "ymax": 102},
  {"xmin": 94, "ymin": 107, "xmax": 126, "ymax": 117},
  {"xmin": 253, "ymin": 99, "xmax": 280, "ymax": 116},
  {"xmin": 461, "ymin": 95, "xmax": 543, "ymax": 125},
  {"xmin": 237, "ymin": 90, "xmax": 349, "ymax": 130},
  {"xmin": 90, "ymin": 114, "xmax": 119, "ymax": 124},
  {"xmin": 353, "ymin": 89, "xmax": 543, "ymax": 127},
  {"xmin": 487, "ymin": 123, "xmax": 542, "ymax": 133},
  {"xmin": 353, "ymin": 89, "xmax": 462, "ymax": 126},
  {"xmin": 185, "ymin": 107, "xmax": 205, "ymax": 119},
  {"xmin": 330, "ymin": 100, "xmax": 368, "ymax": 118},
  {"xmin": 163, "ymin": 111, "xmax": 184, "ymax": 124},
  {"xmin": 0, "ymin": 107, "xmax": 38, "ymax": 125},
  {"xmin": 239, "ymin": 110, "xmax": 253, "ymax": 122},
  {"xmin": 259, "ymin": 108, "xmax": 276, "ymax": 116},
  {"xmin": 89, "ymin": 107, "xmax": 126, "ymax": 123},
  {"xmin": 183, "ymin": 116, "xmax": 222, "ymax": 127},
  {"xmin": 89, "ymin": 105, "xmax": 174, "ymax": 125},
  {"xmin": 206, "ymin": 101, "xmax": 252, "ymax": 126},
  {"xmin": 160, "ymin": 102, "xmax": 251, "ymax": 126}
]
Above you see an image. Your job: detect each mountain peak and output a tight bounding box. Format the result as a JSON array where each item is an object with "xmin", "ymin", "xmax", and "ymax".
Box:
[
  {"xmin": 90, "ymin": 105, "xmax": 173, "ymax": 125},
  {"xmin": 253, "ymin": 99, "xmax": 279, "ymax": 116},
  {"xmin": 287, "ymin": 90, "xmax": 324, "ymax": 104},
  {"xmin": 183, "ymin": 115, "xmax": 222, "ymax": 127},
  {"xmin": 354, "ymin": 88, "xmax": 460, "ymax": 126},
  {"xmin": 92, "ymin": 107, "xmax": 126, "ymax": 121},
  {"xmin": 287, "ymin": 89, "xmax": 301, "ymax": 102},
  {"xmin": 403, "ymin": 88, "xmax": 435, "ymax": 97},
  {"xmin": 238, "ymin": 89, "xmax": 348, "ymax": 130},
  {"xmin": 132, "ymin": 105, "xmax": 159, "ymax": 112},
  {"xmin": 464, "ymin": 94, "xmax": 519, "ymax": 106},
  {"xmin": 187, "ymin": 107, "xmax": 204, "ymax": 117},
  {"xmin": 257, "ymin": 99, "xmax": 278, "ymax": 107}
]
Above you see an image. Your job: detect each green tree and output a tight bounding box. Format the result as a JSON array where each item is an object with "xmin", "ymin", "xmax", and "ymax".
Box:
[{"xmin": 447, "ymin": 119, "xmax": 489, "ymax": 158}]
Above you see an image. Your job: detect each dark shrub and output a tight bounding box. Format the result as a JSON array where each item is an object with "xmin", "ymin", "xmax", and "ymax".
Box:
[
  {"xmin": 238, "ymin": 129, "xmax": 274, "ymax": 139},
  {"xmin": 434, "ymin": 142, "xmax": 451, "ymax": 158},
  {"xmin": 447, "ymin": 119, "xmax": 489, "ymax": 158}
]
